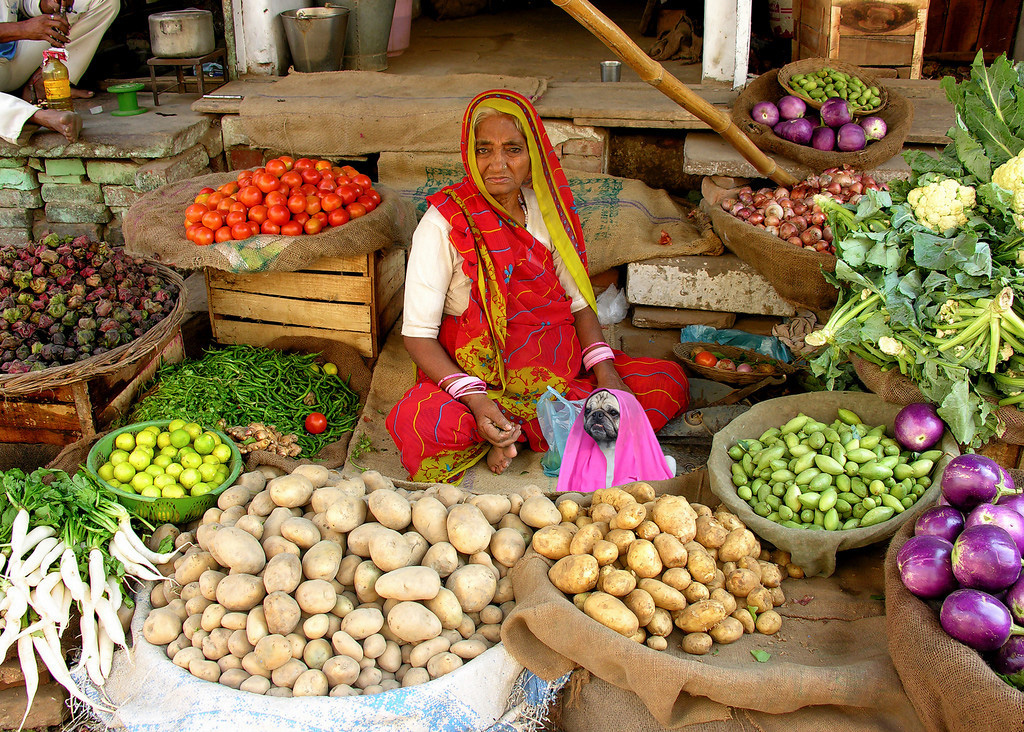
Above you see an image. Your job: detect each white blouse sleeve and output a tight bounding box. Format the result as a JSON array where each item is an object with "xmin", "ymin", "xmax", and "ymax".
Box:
[
  {"xmin": 524, "ymin": 190, "xmax": 590, "ymax": 314},
  {"xmin": 401, "ymin": 207, "xmax": 458, "ymax": 339}
]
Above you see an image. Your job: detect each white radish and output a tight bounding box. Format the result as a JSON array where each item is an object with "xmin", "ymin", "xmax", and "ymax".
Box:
[
  {"xmin": 7, "ymin": 509, "xmax": 28, "ymax": 560},
  {"xmin": 97, "ymin": 624, "xmax": 114, "ymax": 681},
  {"xmin": 92, "ymin": 595, "xmax": 127, "ymax": 653},
  {"xmin": 108, "ymin": 541, "xmax": 164, "ymax": 582},
  {"xmin": 59, "ymin": 548, "xmax": 87, "ymax": 602},
  {"xmin": 28, "ymin": 573, "xmax": 62, "ymax": 622},
  {"xmin": 77, "ymin": 602, "xmax": 104, "ymax": 687},
  {"xmin": 16, "ymin": 536, "xmax": 60, "ymax": 581},
  {"xmin": 0, "ymin": 551, "xmax": 6, "ymax": 573},
  {"xmin": 111, "ymin": 531, "xmax": 162, "ymax": 576},
  {"xmin": 117, "ymin": 524, "xmax": 178, "ymax": 564},
  {"xmin": 57, "ymin": 584, "xmax": 73, "ymax": 635},
  {"xmin": 0, "ymin": 584, "xmax": 28, "ymax": 661},
  {"xmin": 32, "ymin": 624, "xmax": 104, "ymax": 711},
  {"xmin": 25, "ymin": 540, "xmax": 66, "ymax": 586},
  {"xmin": 16, "ymin": 633, "xmax": 37, "ymax": 730},
  {"xmin": 88, "ymin": 549, "xmax": 105, "ymax": 607}
]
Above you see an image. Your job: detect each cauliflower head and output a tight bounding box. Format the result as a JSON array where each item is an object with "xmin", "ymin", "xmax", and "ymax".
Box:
[
  {"xmin": 992, "ymin": 152, "xmax": 1024, "ymax": 230},
  {"xmin": 906, "ymin": 177, "xmax": 976, "ymax": 232}
]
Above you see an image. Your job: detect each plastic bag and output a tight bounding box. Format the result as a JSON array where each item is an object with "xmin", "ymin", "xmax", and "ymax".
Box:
[
  {"xmin": 679, "ymin": 325, "xmax": 793, "ymax": 362},
  {"xmin": 596, "ymin": 283, "xmax": 629, "ymax": 325},
  {"xmin": 537, "ymin": 386, "xmax": 585, "ymax": 477}
]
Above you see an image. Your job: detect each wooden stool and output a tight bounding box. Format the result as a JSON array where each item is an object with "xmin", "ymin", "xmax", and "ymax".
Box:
[{"xmin": 147, "ymin": 48, "xmax": 229, "ymax": 105}]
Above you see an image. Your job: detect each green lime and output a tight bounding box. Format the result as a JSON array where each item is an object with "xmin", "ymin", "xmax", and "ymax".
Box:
[
  {"xmin": 170, "ymin": 429, "xmax": 191, "ymax": 449},
  {"xmin": 114, "ymin": 432, "xmax": 135, "ymax": 452},
  {"xmin": 113, "ymin": 462, "xmax": 136, "ymax": 483}
]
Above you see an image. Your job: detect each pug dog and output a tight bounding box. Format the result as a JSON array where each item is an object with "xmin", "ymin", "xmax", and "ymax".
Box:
[{"xmin": 582, "ymin": 389, "xmax": 675, "ymax": 488}]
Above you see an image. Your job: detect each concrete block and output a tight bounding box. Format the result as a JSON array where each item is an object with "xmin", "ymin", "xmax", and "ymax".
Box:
[
  {"xmin": 617, "ymin": 321, "xmax": 681, "ymax": 361},
  {"xmin": 0, "ymin": 188, "xmax": 42, "ymax": 208},
  {"xmin": 562, "ymin": 138, "xmax": 605, "ymax": 158},
  {"xmin": 0, "ymin": 167, "xmax": 37, "ymax": 190},
  {"xmin": 633, "ymin": 305, "xmax": 737, "ymax": 330},
  {"xmin": 41, "ymin": 182, "xmax": 104, "ymax": 204},
  {"xmin": 228, "ymin": 146, "xmax": 263, "ymax": 172},
  {"xmin": 26, "ymin": 157, "xmax": 42, "ymax": 171},
  {"xmin": 104, "ymin": 220, "xmax": 124, "ymax": 246},
  {"xmin": 626, "ymin": 254, "xmax": 797, "ymax": 317},
  {"xmin": 220, "ymin": 115, "xmax": 251, "ymax": 148},
  {"xmin": 43, "ymin": 158, "xmax": 86, "ymax": 176},
  {"xmin": 0, "ymin": 228, "xmax": 31, "ymax": 247},
  {"xmin": 199, "ymin": 121, "xmax": 224, "ymax": 158},
  {"xmin": 135, "ymin": 144, "xmax": 210, "ymax": 191},
  {"xmin": 733, "ymin": 315, "xmax": 784, "ymax": 336},
  {"xmin": 0, "ymin": 208, "xmax": 33, "ymax": 228},
  {"xmin": 0, "ymin": 683, "xmax": 68, "ymax": 728},
  {"xmin": 102, "ymin": 185, "xmax": 143, "ymax": 208},
  {"xmin": 32, "ymin": 220, "xmax": 104, "ymax": 240},
  {"xmin": 86, "ymin": 159, "xmax": 140, "ymax": 185},
  {"xmin": 43, "ymin": 202, "xmax": 111, "ymax": 224},
  {"xmin": 561, "ymin": 155, "xmax": 603, "ymax": 173},
  {"xmin": 0, "ymin": 157, "xmax": 25, "ymax": 168},
  {"xmin": 38, "ymin": 173, "xmax": 86, "ymax": 185},
  {"xmin": 107, "ymin": 206, "xmax": 130, "ymax": 218}
]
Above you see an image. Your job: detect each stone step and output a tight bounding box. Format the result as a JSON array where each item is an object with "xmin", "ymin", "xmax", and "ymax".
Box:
[{"xmin": 627, "ymin": 254, "xmax": 796, "ymax": 317}]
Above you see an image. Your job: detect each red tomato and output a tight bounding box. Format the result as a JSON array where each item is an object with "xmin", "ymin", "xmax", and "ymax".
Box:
[
  {"xmin": 328, "ymin": 208, "xmax": 350, "ymax": 227},
  {"xmin": 225, "ymin": 210, "xmax": 248, "ymax": 228},
  {"xmin": 265, "ymin": 190, "xmax": 287, "ymax": 208},
  {"xmin": 265, "ymin": 158, "xmax": 287, "ymax": 178},
  {"xmin": 238, "ymin": 185, "xmax": 263, "ymax": 208},
  {"xmin": 321, "ymin": 193, "xmax": 343, "ymax": 212},
  {"xmin": 304, "ymin": 195, "xmax": 322, "ymax": 216},
  {"xmin": 287, "ymin": 195, "xmax": 307, "ymax": 214},
  {"xmin": 254, "ymin": 173, "xmax": 280, "ymax": 194},
  {"xmin": 198, "ymin": 187, "xmax": 216, "ymax": 195},
  {"xmin": 248, "ymin": 205, "xmax": 268, "ymax": 224},
  {"xmin": 351, "ymin": 173, "xmax": 373, "ymax": 190},
  {"xmin": 346, "ymin": 202, "xmax": 367, "ymax": 219},
  {"xmin": 214, "ymin": 226, "xmax": 233, "ymax": 243},
  {"xmin": 336, "ymin": 184, "xmax": 358, "ymax": 206},
  {"xmin": 267, "ymin": 204, "xmax": 292, "ymax": 226},
  {"xmin": 278, "ymin": 156, "xmax": 295, "ymax": 171},
  {"xmin": 220, "ymin": 181, "xmax": 240, "ymax": 195},
  {"xmin": 293, "ymin": 212, "xmax": 310, "ymax": 226},
  {"xmin": 194, "ymin": 226, "xmax": 215, "ymax": 246},
  {"xmin": 304, "ymin": 217, "xmax": 323, "ymax": 235},
  {"xmin": 294, "ymin": 158, "xmax": 315, "ymax": 172},
  {"xmin": 694, "ymin": 351, "xmax": 718, "ymax": 368},
  {"xmin": 305, "ymin": 412, "xmax": 327, "ymax": 434},
  {"xmin": 280, "ymin": 171, "xmax": 303, "ymax": 189},
  {"xmin": 235, "ymin": 170, "xmax": 250, "ymax": 183},
  {"xmin": 313, "ymin": 211, "xmax": 328, "ymax": 226},
  {"xmin": 185, "ymin": 203, "xmax": 208, "ymax": 223},
  {"xmin": 261, "ymin": 220, "xmax": 281, "ymax": 235},
  {"xmin": 315, "ymin": 160, "xmax": 333, "ymax": 171},
  {"xmin": 231, "ymin": 223, "xmax": 252, "ymax": 241},
  {"xmin": 185, "ymin": 224, "xmax": 201, "ymax": 241},
  {"xmin": 216, "ymin": 198, "xmax": 235, "ymax": 214},
  {"xmin": 357, "ymin": 194, "xmax": 377, "ymax": 212},
  {"xmin": 341, "ymin": 165, "xmax": 358, "ymax": 177},
  {"xmin": 201, "ymin": 210, "xmax": 224, "ymax": 230},
  {"xmin": 364, "ymin": 189, "xmax": 381, "ymax": 205},
  {"xmin": 317, "ymin": 179, "xmax": 337, "ymax": 193},
  {"xmin": 299, "ymin": 183, "xmax": 318, "ymax": 197},
  {"xmin": 300, "ymin": 168, "xmax": 322, "ymax": 187},
  {"xmin": 281, "ymin": 220, "xmax": 303, "ymax": 236},
  {"xmin": 194, "ymin": 192, "xmax": 211, "ymax": 206},
  {"xmin": 206, "ymin": 192, "xmax": 225, "ymax": 208}
]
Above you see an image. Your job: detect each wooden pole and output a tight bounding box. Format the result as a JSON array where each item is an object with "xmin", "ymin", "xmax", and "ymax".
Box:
[{"xmin": 551, "ymin": 0, "xmax": 799, "ymax": 187}]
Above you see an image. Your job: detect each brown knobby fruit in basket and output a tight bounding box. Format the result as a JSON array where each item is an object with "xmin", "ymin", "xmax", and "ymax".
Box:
[{"xmin": 533, "ymin": 483, "xmax": 806, "ymax": 654}]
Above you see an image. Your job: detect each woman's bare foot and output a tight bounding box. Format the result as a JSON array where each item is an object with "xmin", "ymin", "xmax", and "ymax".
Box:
[
  {"xmin": 486, "ymin": 443, "xmax": 518, "ymax": 475},
  {"xmin": 30, "ymin": 108, "xmax": 81, "ymax": 142}
]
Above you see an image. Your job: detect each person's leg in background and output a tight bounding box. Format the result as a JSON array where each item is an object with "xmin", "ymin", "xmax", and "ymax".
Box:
[{"xmin": 0, "ymin": 90, "xmax": 79, "ymax": 143}]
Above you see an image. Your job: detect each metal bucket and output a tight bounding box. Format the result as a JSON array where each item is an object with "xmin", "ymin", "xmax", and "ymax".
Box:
[
  {"xmin": 325, "ymin": 0, "xmax": 395, "ymax": 71},
  {"xmin": 279, "ymin": 7, "xmax": 350, "ymax": 73}
]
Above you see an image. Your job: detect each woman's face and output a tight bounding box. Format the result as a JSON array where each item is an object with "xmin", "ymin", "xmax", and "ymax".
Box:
[{"xmin": 474, "ymin": 114, "xmax": 531, "ymax": 201}]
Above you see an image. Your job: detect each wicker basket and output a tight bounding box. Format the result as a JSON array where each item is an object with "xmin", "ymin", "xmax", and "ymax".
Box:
[
  {"xmin": 672, "ymin": 342, "xmax": 795, "ymax": 385},
  {"xmin": 777, "ymin": 58, "xmax": 888, "ymax": 116}
]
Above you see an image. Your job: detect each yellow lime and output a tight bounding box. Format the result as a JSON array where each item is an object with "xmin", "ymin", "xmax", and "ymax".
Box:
[
  {"xmin": 180, "ymin": 452, "xmax": 203, "ymax": 470},
  {"xmin": 160, "ymin": 445, "xmax": 179, "ymax": 459},
  {"xmin": 168, "ymin": 418, "xmax": 186, "ymax": 432},
  {"xmin": 193, "ymin": 434, "xmax": 216, "ymax": 455},
  {"xmin": 179, "ymin": 467, "xmax": 201, "ymax": 489},
  {"xmin": 214, "ymin": 466, "xmax": 229, "ymax": 485},
  {"xmin": 202, "ymin": 454, "xmax": 220, "ymax": 465},
  {"xmin": 169, "ymin": 429, "xmax": 191, "ymax": 449},
  {"xmin": 108, "ymin": 448, "xmax": 130, "ymax": 466},
  {"xmin": 140, "ymin": 486, "xmax": 161, "ymax": 498},
  {"xmin": 144, "ymin": 464, "xmax": 164, "ymax": 478},
  {"xmin": 211, "ymin": 443, "xmax": 233, "ymax": 464},
  {"xmin": 97, "ymin": 463, "xmax": 115, "ymax": 482},
  {"xmin": 107, "ymin": 479, "xmax": 123, "ymax": 490},
  {"xmin": 156, "ymin": 431, "xmax": 172, "ymax": 449},
  {"xmin": 128, "ymin": 449, "xmax": 151, "ymax": 471},
  {"xmin": 322, "ymin": 362, "xmax": 338, "ymax": 376},
  {"xmin": 198, "ymin": 463, "xmax": 219, "ymax": 483},
  {"xmin": 153, "ymin": 454, "xmax": 173, "ymax": 469},
  {"xmin": 162, "ymin": 485, "xmax": 186, "ymax": 499},
  {"xmin": 112, "ymin": 462, "xmax": 136, "ymax": 483},
  {"xmin": 153, "ymin": 474, "xmax": 176, "ymax": 489},
  {"xmin": 191, "ymin": 483, "xmax": 212, "ymax": 497},
  {"xmin": 203, "ymin": 430, "xmax": 222, "ymax": 447},
  {"xmin": 184, "ymin": 422, "xmax": 203, "ymax": 440},
  {"xmin": 144, "ymin": 425, "xmax": 161, "ymax": 435},
  {"xmin": 135, "ymin": 431, "xmax": 157, "ymax": 449},
  {"xmin": 114, "ymin": 432, "xmax": 135, "ymax": 452},
  {"xmin": 165, "ymin": 462, "xmax": 184, "ymax": 479},
  {"xmin": 130, "ymin": 472, "xmax": 154, "ymax": 491}
]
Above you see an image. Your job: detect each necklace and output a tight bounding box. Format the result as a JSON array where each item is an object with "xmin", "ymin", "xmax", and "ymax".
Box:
[{"xmin": 519, "ymin": 193, "xmax": 528, "ymax": 228}]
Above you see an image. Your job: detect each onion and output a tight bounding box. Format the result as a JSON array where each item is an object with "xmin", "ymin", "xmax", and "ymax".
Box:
[
  {"xmin": 776, "ymin": 197, "xmax": 793, "ymax": 209},
  {"xmin": 747, "ymin": 212, "xmax": 765, "ymax": 225},
  {"xmin": 849, "ymin": 181, "xmax": 864, "ymax": 195},
  {"xmin": 822, "ymin": 225, "xmax": 832, "ymax": 242},
  {"xmin": 765, "ymin": 225, "xmax": 780, "ymax": 236},
  {"xmin": 894, "ymin": 402, "xmax": 945, "ymax": 451},
  {"xmin": 792, "ymin": 202, "xmax": 808, "ymax": 216},
  {"xmin": 800, "ymin": 226, "xmax": 822, "ymax": 244},
  {"xmin": 826, "ymin": 181, "xmax": 843, "ymax": 196},
  {"xmin": 809, "ymin": 211, "xmax": 826, "ymax": 226},
  {"xmin": 736, "ymin": 363, "xmax": 753, "ymax": 373},
  {"xmin": 789, "ymin": 215, "xmax": 808, "ymax": 231},
  {"xmin": 782, "ymin": 206, "xmax": 795, "ymax": 219},
  {"xmin": 721, "ymin": 197, "xmax": 738, "ymax": 211},
  {"xmin": 764, "ymin": 202, "xmax": 784, "ymax": 220},
  {"xmin": 753, "ymin": 192, "xmax": 769, "ymax": 208},
  {"xmin": 790, "ymin": 185, "xmax": 807, "ymax": 200},
  {"xmin": 774, "ymin": 187, "xmax": 790, "ymax": 199},
  {"xmin": 787, "ymin": 236, "xmax": 803, "ymax": 247},
  {"xmin": 764, "ymin": 215, "xmax": 781, "ymax": 228},
  {"xmin": 730, "ymin": 202, "xmax": 746, "ymax": 216},
  {"xmin": 736, "ymin": 207, "xmax": 753, "ymax": 220},
  {"xmin": 778, "ymin": 222, "xmax": 798, "ymax": 240},
  {"xmin": 738, "ymin": 190, "xmax": 754, "ymax": 205}
]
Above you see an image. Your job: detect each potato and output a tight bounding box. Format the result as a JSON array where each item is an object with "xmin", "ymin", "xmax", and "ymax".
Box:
[
  {"xmin": 426, "ymin": 651, "xmax": 463, "ymax": 678},
  {"xmin": 174, "ymin": 551, "xmax": 219, "ymax": 586},
  {"xmin": 340, "ymin": 608, "xmax": 384, "ymax": 640},
  {"xmin": 518, "ymin": 495, "xmax": 560, "ymax": 528},
  {"xmin": 301, "ymin": 613, "xmax": 331, "ymax": 640},
  {"xmin": 599, "ymin": 569, "xmax": 636, "ymax": 597},
  {"xmin": 603, "ymin": 528, "xmax": 634, "ymax": 556},
  {"xmin": 592, "ymin": 488, "xmax": 633, "ymax": 510},
  {"xmin": 369, "ymin": 529, "xmax": 413, "ymax": 572},
  {"xmin": 713, "ymin": 509, "xmax": 745, "ymax": 532},
  {"xmin": 406, "ymin": 498, "xmax": 448, "ymax": 547},
  {"xmin": 254, "ymin": 634, "xmax": 293, "ymax": 671},
  {"xmin": 650, "ymin": 496, "xmax": 697, "ymax": 542},
  {"xmin": 758, "ymin": 562, "xmax": 783, "ymax": 589},
  {"xmin": 646, "ymin": 607, "xmax": 673, "ymax": 637},
  {"xmin": 709, "ymin": 616, "xmax": 744, "ymax": 645},
  {"xmin": 589, "ymin": 503, "xmax": 617, "ymax": 525},
  {"xmin": 263, "ymin": 552, "xmax": 303, "ymax": 595},
  {"xmin": 354, "ymin": 561, "xmax": 383, "ymax": 603},
  {"xmin": 280, "ymin": 517, "xmax": 320, "ymax": 551},
  {"xmin": 295, "ymin": 579, "xmax": 337, "ymax": 615},
  {"xmin": 725, "ymin": 568, "xmax": 760, "ymax": 598},
  {"xmin": 189, "ymin": 657, "xmax": 221, "ymax": 683},
  {"xmin": 267, "ymin": 473, "xmax": 314, "ymax": 509},
  {"xmin": 567, "ymin": 523, "xmax": 603, "ymax": 556},
  {"xmin": 424, "ymin": 587, "xmax": 464, "ymax": 630},
  {"xmin": 402, "ymin": 667, "xmax": 430, "ymax": 688},
  {"xmin": 323, "ymin": 654, "xmax": 360, "ymax": 686},
  {"xmin": 198, "ymin": 570, "xmax": 226, "ymax": 602},
  {"xmin": 324, "ymin": 495, "xmax": 367, "ymax": 534},
  {"xmin": 683, "ymin": 582, "xmax": 710, "ymax": 603},
  {"xmin": 769, "ymin": 586, "xmax": 786, "ymax": 607},
  {"xmin": 271, "ymin": 657, "xmax": 308, "ymax": 688},
  {"xmin": 748, "ymin": 586, "xmax": 774, "ymax": 614},
  {"xmin": 673, "ymin": 599, "xmax": 727, "ymax": 633},
  {"xmin": 531, "ymin": 525, "xmax": 573, "ymax": 560},
  {"xmin": 202, "ymin": 627, "xmax": 232, "ymax": 660},
  {"xmin": 387, "ymin": 602, "xmax": 442, "ymax": 643},
  {"xmin": 240, "ymin": 674, "xmax": 272, "ymax": 694},
  {"xmin": 375, "ymin": 566, "xmax": 441, "ymax": 602},
  {"xmin": 488, "ymin": 527, "xmax": 526, "ymax": 568},
  {"xmin": 469, "ymin": 494, "xmax": 512, "ymax": 525},
  {"xmin": 144, "ymin": 608, "xmax": 183, "ymax": 645},
  {"xmin": 264, "ymin": 591, "xmax": 302, "ymax": 636},
  {"xmin": 262, "ymin": 536, "xmax": 300, "ymax": 561},
  {"xmin": 221, "ymin": 508, "xmax": 248, "ymax": 528},
  {"xmin": 681, "ymin": 632, "xmax": 713, "ymax": 655},
  {"xmin": 709, "ymin": 588, "xmax": 738, "ymax": 616},
  {"xmin": 310, "ymin": 486, "xmax": 346, "ymax": 514},
  {"xmin": 409, "ymin": 636, "xmax": 450, "ymax": 667},
  {"xmin": 719, "ymin": 528, "xmax": 759, "ymax": 563},
  {"xmin": 215, "ymin": 574, "xmax": 266, "ymax": 613},
  {"xmin": 626, "ymin": 540, "xmax": 663, "ymax": 579},
  {"xmin": 652, "ymin": 533, "xmax": 687, "ymax": 569},
  {"xmin": 547, "ymin": 555, "xmax": 599, "ymax": 595},
  {"xmin": 342, "ymin": 522, "xmax": 380, "ymax": 558},
  {"xmin": 707, "ymin": 569, "xmax": 726, "ymax": 593},
  {"xmin": 378, "ymin": 640, "xmax": 402, "ymax": 673},
  {"xmin": 331, "ymin": 630, "xmax": 365, "ymax": 661},
  {"xmin": 686, "ymin": 549, "xmax": 717, "ymax": 585},
  {"xmin": 586, "ymin": 539, "xmax": 615, "ymax": 567},
  {"xmin": 302, "ymin": 637, "xmax": 333, "ymax": 670},
  {"xmin": 557, "ymin": 498, "xmax": 582, "ymax": 524},
  {"xmin": 185, "ymin": 595, "xmax": 213, "ymax": 617},
  {"xmin": 646, "ymin": 635, "xmax": 668, "ymax": 651},
  {"xmin": 246, "ymin": 607, "xmax": 269, "ymax": 646},
  {"xmin": 622, "ymin": 588, "xmax": 656, "ymax": 626},
  {"xmin": 498, "ymin": 513, "xmax": 533, "ymax": 545},
  {"xmin": 634, "ymin": 520, "xmax": 661, "ymax": 541},
  {"xmin": 226, "ymin": 628, "xmax": 253, "ymax": 657},
  {"xmin": 368, "ymin": 490, "xmax": 412, "ymax": 531},
  {"xmin": 755, "ymin": 609, "xmax": 782, "ymax": 635},
  {"xmin": 173, "ymin": 646, "xmax": 204, "ymax": 670},
  {"xmin": 421, "ymin": 542, "xmax": 459, "ymax": 578},
  {"xmin": 446, "ymin": 504, "xmax": 494, "ymax": 555},
  {"xmin": 302, "ymin": 540, "xmax": 344, "ymax": 582},
  {"xmin": 201, "ymin": 603, "xmax": 227, "ymax": 632},
  {"xmin": 694, "ymin": 515, "xmax": 728, "ymax": 549},
  {"xmin": 583, "ymin": 592, "xmax": 640, "ymax": 637},
  {"xmin": 610, "ymin": 502, "xmax": 646, "ymax": 531},
  {"xmin": 446, "ymin": 564, "xmax": 497, "ymax": 612},
  {"xmin": 633, "ymin": 578, "xmax": 685, "ymax": 611},
  {"xmin": 660, "ymin": 568, "xmax": 690, "ymax": 593}
]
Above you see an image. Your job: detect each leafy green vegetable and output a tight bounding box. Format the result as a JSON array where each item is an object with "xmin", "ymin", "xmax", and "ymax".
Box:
[{"xmin": 750, "ymin": 649, "xmax": 771, "ymax": 663}]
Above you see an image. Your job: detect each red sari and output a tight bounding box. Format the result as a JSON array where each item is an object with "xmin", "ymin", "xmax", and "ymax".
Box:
[{"xmin": 387, "ymin": 90, "xmax": 689, "ymax": 482}]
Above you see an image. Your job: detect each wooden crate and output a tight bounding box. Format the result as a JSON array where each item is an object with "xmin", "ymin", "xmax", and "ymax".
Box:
[
  {"xmin": 205, "ymin": 248, "xmax": 406, "ymax": 359},
  {"xmin": 0, "ymin": 325, "xmax": 184, "ymax": 446},
  {"xmin": 795, "ymin": 0, "xmax": 929, "ymax": 78}
]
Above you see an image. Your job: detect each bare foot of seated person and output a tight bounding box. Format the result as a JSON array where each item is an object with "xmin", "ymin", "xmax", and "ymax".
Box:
[
  {"xmin": 31, "ymin": 108, "xmax": 81, "ymax": 142},
  {"xmin": 486, "ymin": 443, "xmax": 517, "ymax": 475}
]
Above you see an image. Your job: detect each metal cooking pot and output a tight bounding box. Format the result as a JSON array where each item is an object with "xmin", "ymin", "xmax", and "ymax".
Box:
[{"xmin": 148, "ymin": 10, "xmax": 215, "ymax": 59}]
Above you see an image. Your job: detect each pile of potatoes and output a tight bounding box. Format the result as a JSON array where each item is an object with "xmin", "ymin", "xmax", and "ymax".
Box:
[
  {"xmin": 538, "ymin": 485, "xmax": 803, "ymax": 656},
  {"xmin": 141, "ymin": 465, "xmax": 559, "ymax": 697}
]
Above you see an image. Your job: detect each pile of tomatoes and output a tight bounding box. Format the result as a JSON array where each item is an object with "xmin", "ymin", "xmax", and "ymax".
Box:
[{"xmin": 183, "ymin": 156, "xmax": 382, "ymax": 246}]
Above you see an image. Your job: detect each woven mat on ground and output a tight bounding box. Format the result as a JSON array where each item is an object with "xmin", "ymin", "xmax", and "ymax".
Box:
[
  {"xmin": 377, "ymin": 152, "xmax": 723, "ymax": 276},
  {"xmin": 124, "ymin": 172, "xmax": 417, "ymax": 273},
  {"xmin": 503, "ymin": 535, "xmax": 924, "ymax": 731},
  {"xmin": 237, "ymin": 72, "xmax": 547, "ymax": 157}
]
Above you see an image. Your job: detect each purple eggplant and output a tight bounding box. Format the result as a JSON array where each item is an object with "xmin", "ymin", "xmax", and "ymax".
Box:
[
  {"xmin": 751, "ymin": 101, "xmax": 780, "ymax": 127},
  {"xmin": 941, "ymin": 454, "xmax": 1016, "ymax": 510},
  {"xmin": 836, "ymin": 123, "xmax": 867, "ymax": 152},
  {"xmin": 777, "ymin": 95, "xmax": 807, "ymax": 120},
  {"xmin": 952, "ymin": 524, "xmax": 1023, "ymax": 592},
  {"xmin": 914, "ymin": 505, "xmax": 965, "ymax": 543},
  {"xmin": 967, "ymin": 503, "xmax": 1024, "ymax": 556},
  {"xmin": 860, "ymin": 116, "xmax": 887, "ymax": 141},
  {"xmin": 811, "ymin": 126, "xmax": 836, "ymax": 151},
  {"xmin": 941, "ymin": 589, "xmax": 1023, "ymax": 652},
  {"xmin": 820, "ymin": 97, "xmax": 853, "ymax": 128},
  {"xmin": 1007, "ymin": 577, "xmax": 1024, "ymax": 624},
  {"xmin": 998, "ymin": 492, "xmax": 1024, "ymax": 516},
  {"xmin": 773, "ymin": 118, "xmax": 815, "ymax": 145},
  {"xmin": 991, "ymin": 635, "xmax": 1024, "ymax": 680},
  {"xmin": 897, "ymin": 535, "xmax": 958, "ymax": 599},
  {"xmin": 894, "ymin": 402, "xmax": 945, "ymax": 451}
]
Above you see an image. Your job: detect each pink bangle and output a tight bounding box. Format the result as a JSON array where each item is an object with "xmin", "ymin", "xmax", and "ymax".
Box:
[
  {"xmin": 437, "ymin": 372, "xmax": 467, "ymax": 390},
  {"xmin": 582, "ymin": 341, "xmax": 609, "ymax": 356},
  {"xmin": 445, "ymin": 375, "xmax": 487, "ymax": 400},
  {"xmin": 583, "ymin": 345, "xmax": 615, "ymax": 371}
]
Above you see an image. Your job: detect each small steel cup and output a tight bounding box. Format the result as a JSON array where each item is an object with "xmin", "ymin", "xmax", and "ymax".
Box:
[{"xmin": 600, "ymin": 60, "xmax": 621, "ymax": 82}]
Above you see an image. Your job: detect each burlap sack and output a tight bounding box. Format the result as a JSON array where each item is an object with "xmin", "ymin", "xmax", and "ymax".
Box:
[
  {"xmin": 123, "ymin": 172, "xmax": 417, "ymax": 273},
  {"xmin": 704, "ymin": 202, "xmax": 838, "ymax": 313},
  {"xmin": 885, "ymin": 519, "xmax": 1024, "ymax": 731},
  {"xmin": 731, "ymin": 69, "xmax": 913, "ymax": 173},
  {"xmin": 237, "ymin": 72, "xmax": 546, "ymax": 158},
  {"xmin": 852, "ymin": 354, "xmax": 1024, "ymax": 446},
  {"xmin": 503, "ymin": 479, "xmax": 925, "ymax": 731},
  {"xmin": 707, "ymin": 391, "xmax": 958, "ymax": 577}
]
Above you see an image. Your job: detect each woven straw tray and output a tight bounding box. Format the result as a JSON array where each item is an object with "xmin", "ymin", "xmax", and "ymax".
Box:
[
  {"xmin": 777, "ymin": 58, "xmax": 888, "ymax": 115},
  {"xmin": 673, "ymin": 342, "xmax": 795, "ymax": 385}
]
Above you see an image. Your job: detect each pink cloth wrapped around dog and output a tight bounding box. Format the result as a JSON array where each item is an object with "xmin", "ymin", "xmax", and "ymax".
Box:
[{"xmin": 556, "ymin": 388, "xmax": 673, "ymax": 493}]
